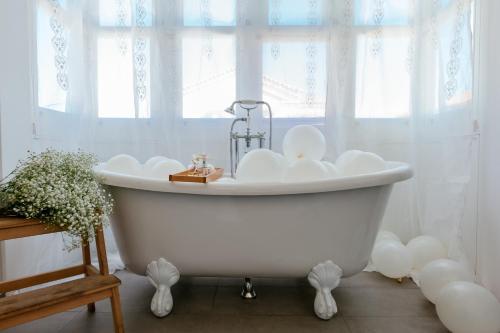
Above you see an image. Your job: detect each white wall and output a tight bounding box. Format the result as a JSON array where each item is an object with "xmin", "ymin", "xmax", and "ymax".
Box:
[
  {"xmin": 477, "ymin": 0, "xmax": 500, "ymax": 298},
  {"xmin": 0, "ymin": 0, "xmax": 54, "ymax": 280},
  {"xmin": 0, "ymin": 0, "xmax": 34, "ymax": 173}
]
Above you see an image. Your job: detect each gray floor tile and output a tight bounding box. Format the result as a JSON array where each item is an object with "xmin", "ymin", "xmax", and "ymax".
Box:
[
  {"xmin": 213, "ymin": 285, "xmax": 316, "ymax": 316},
  {"xmin": 345, "ymin": 316, "xmax": 449, "ymax": 333},
  {"xmin": 198, "ymin": 314, "xmax": 351, "ymax": 333},
  {"xmin": 58, "ymin": 312, "xmax": 116, "ymax": 333},
  {"xmin": 179, "ymin": 276, "xmax": 220, "ymax": 286},
  {"xmin": 92, "ymin": 272, "xmax": 154, "ymax": 313},
  {"xmin": 2, "ymin": 312, "xmax": 78, "ymax": 333},
  {"xmin": 171, "ymin": 284, "xmax": 217, "ymax": 314},
  {"xmin": 61, "ymin": 312, "xmax": 350, "ymax": 333},
  {"xmin": 218, "ymin": 277, "xmax": 308, "ymax": 287},
  {"xmin": 334, "ymin": 287, "xmax": 436, "ymax": 317}
]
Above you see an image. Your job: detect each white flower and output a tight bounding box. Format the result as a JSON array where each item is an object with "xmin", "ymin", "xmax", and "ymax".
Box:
[{"xmin": 0, "ymin": 149, "xmax": 112, "ymax": 251}]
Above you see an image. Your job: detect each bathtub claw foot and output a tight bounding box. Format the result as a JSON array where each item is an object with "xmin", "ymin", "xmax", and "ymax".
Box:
[
  {"xmin": 308, "ymin": 260, "xmax": 343, "ymax": 320},
  {"xmin": 146, "ymin": 258, "xmax": 180, "ymax": 317}
]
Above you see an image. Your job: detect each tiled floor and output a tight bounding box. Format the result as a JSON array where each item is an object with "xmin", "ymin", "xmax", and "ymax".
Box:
[{"xmin": 4, "ymin": 271, "xmax": 448, "ymax": 333}]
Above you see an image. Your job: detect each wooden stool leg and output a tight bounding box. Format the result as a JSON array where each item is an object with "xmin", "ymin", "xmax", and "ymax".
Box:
[
  {"xmin": 95, "ymin": 228, "xmax": 109, "ymax": 275},
  {"xmin": 81, "ymin": 241, "xmax": 95, "ymax": 313},
  {"xmin": 110, "ymin": 287, "xmax": 124, "ymax": 333}
]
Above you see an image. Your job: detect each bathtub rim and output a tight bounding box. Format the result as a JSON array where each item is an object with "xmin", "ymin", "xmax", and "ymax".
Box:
[{"xmin": 95, "ymin": 161, "xmax": 412, "ymax": 196}]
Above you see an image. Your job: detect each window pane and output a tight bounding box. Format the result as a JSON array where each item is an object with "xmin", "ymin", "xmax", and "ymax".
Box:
[
  {"xmin": 182, "ymin": 36, "xmax": 236, "ymax": 118},
  {"xmin": 263, "ymin": 41, "xmax": 326, "ymax": 118},
  {"xmin": 99, "ymin": 0, "xmax": 153, "ymax": 27},
  {"xmin": 98, "ymin": 36, "xmax": 151, "ymax": 118},
  {"xmin": 355, "ymin": 0, "xmax": 411, "ymax": 26},
  {"xmin": 269, "ymin": 0, "xmax": 325, "ymax": 26},
  {"xmin": 37, "ymin": 2, "xmax": 67, "ymax": 112},
  {"xmin": 355, "ymin": 34, "xmax": 410, "ymax": 118},
  {"xmin": 438, "ymin": 6, "xmax": 473, "ymax": 107},
  {"xmin": 183, "ymin": 0, "xmax": 236, "ymax": 26}
]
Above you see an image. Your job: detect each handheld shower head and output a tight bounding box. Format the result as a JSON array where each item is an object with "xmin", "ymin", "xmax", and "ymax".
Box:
[
  {"xmin": 224, "ymin": 100, "xmax": 260, "ymax": 116},
  {"xmin": 238, "ymin": 100, "xmax": 258, "ymax": 108}
]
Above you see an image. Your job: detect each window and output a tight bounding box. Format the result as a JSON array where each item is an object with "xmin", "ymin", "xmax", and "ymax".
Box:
[
  {"xmin": 182, "ymin": 36, "xmax": 236, "ymax": 119},
  {"xmin": 439, "ymin": 0, "xmax": 474, "ymax": 108},
  {"xmin": 96, "ymin": 0, "xmax": 152, "ymax": 118},
  {"xmin": 353, "ymin": 0, "xmax": 412, "ymax": 119},
  {"xmin": 183, "ymin": 0, "xmax": 236, "ymax": 26},
  {"xmin": 181, "ymin": 0, "xmax": 328, "ymax": 119},
  {"xmin": 37, "ymin": 1, "xmax": 471, "ymax": 121},
  {"xmin": 354, "ymin": 34, "xmax": 411, "ymax": 119},
  {"xmin": 36, "ymin": 0, "xmax": 68, "ymax": 112},
  {"xmin": 97, "ymin": 36, "xmax": 146, "ymax": 118},
  {"xmin": 181, "ymin": 0, "xmax": 237, "ymax": 119},
  {"xmin": 352, "ymin": 0, "xmax": 474, "ymax": 118},
  {"xmin": 262, "ymin": 0, "xmax": 327, "ymax": 118},
  {"xmin": 354, "ymin": 0, "xmax": 411, "ymax": 26},
  {"xmin": 35, "ymin": 0, "xmax": 328, "ymax": 119},
  {"xmin": 262, "ymin": 41, "xmax": 327, "ymax": 118}
]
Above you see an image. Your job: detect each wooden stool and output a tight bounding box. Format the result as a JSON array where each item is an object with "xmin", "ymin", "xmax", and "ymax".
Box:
[{"xmin": 0, "ymin": 217, "xmax": 124, "ymax": 332}]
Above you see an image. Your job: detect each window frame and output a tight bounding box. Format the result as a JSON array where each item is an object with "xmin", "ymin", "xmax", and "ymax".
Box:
[
  {"xmin": 92, "ymin": 0, "xmax": 155, "ymax": 120},
  {"xmin": 175, "ymin": 0, "xmax": 329, "ymax": 123},
  {"xmin": 33, "ymin": 0, "xmax": 69, "ymax": 115},
  {"xmin": 350, "ymin": 21, "xmax": 414, "ymax": 120}
]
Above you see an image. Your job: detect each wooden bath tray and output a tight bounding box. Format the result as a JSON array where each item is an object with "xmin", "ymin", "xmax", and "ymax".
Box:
[{"xmin": 169, "ymin": 168, "xmax": 224, "ymax": 183}]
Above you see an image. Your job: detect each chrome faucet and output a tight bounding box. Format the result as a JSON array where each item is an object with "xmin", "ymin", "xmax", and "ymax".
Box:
[{"xmin": 225, "ymin": 100, "xmax": 273, "ymax": 178}]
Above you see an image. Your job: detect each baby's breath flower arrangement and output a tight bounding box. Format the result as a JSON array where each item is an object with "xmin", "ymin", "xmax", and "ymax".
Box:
[{"xmin": 0, "ymin": 149, "xmax": 113, "ymax": 250}]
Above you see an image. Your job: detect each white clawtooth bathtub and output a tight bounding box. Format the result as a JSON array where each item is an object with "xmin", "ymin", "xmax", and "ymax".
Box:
[{"xmin": 96, "ymin": 162, "xmax": 412, "ymax": 319}]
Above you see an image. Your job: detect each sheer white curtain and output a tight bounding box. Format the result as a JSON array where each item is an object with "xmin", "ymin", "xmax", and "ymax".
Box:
[
  {"xmin": 326, "ymin": 0, "xmax": 477, "ymax": 268},
  {"xmin": 30, "ymin": 0, "xmax": 478, "ymax": 274}
]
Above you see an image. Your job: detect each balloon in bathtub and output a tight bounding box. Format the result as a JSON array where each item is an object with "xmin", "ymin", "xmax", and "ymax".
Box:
[
  {"xmin": 283, "ymin": 125, "xmax": 326, "ymax": 163},
  {"xmin": 336, "ymin": 150, "xmax": 386, "ymax": 176},
  {"xmin": 236, "ymin": 149, "xmax": 286, "ymax": 182},
  {"xmin": 148, "ymin": 159, "xmax": 186, "ymax": 179},
  {"xmin": 322, "ymin": 161, "xmax": 340, "ymax": 178},
  {"xmin": 143, "ymin": 156, "xmax": 169, "ymax": 173},
  {"xmin": 104, "ymin": 154, "xmax": 142, "ymax": 175},
  {"xmin": 282, "ymin": 159, "xmax": 330, "ymax": 182}
]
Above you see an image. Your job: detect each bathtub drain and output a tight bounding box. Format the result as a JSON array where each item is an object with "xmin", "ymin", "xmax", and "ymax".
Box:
[{"xmin": 241, "ymin": 277, "xmax": 257, "ymax": 299}]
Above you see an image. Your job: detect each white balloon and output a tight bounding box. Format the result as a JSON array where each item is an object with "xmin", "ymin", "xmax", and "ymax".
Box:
[
  {"xmin": 322, "ymin": 161, "xmax": 340, "ymax": 178},
  {"xmin": 335, "ymin": 150, "xmax": 362, "ymax": 167},
  {"xmin": 104, "ymin": 154, "xmax": 141, "ymax": 175},
  {"xmin": 282, "ymin": 159, "xmax": 330, "ymax": 183},
  {"xmin": 375, "ymin": 230, "xmax": 401, "ymax": 244},
  {"xmin": 336, "ymin": 150, "xmax": 386, "ymax": 176},
  {"xmin": 274, "ymin": 153, "xmax": 289, "ymax": 169},
  {"xmin": 283, "ymin": 125, "xmax": 326, "ymax": 163},
  {"xmin": 144, "ymin": 156, "xmax": 169, "ymax": 171},
  {"xmin": 407, "ymin": 235, "xmax": 447, "ymax": 271},
  {"xmin": 436, "ymin": 281, "xmax": 500, "ymax": 333},
  {"xmin": 420, "ymin": 259, "xmax": 474, "ymax": 303},
  {"xmin": 148, "ymin": 159, "xmax": 186, "ymax": 179},
  {"xmin": 371, "ymin": 240, "xmax": 412, "ymax": 279},
  {"xmin": 236, "ymin": 149, "xmax": 286, "ymax": 183}
]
